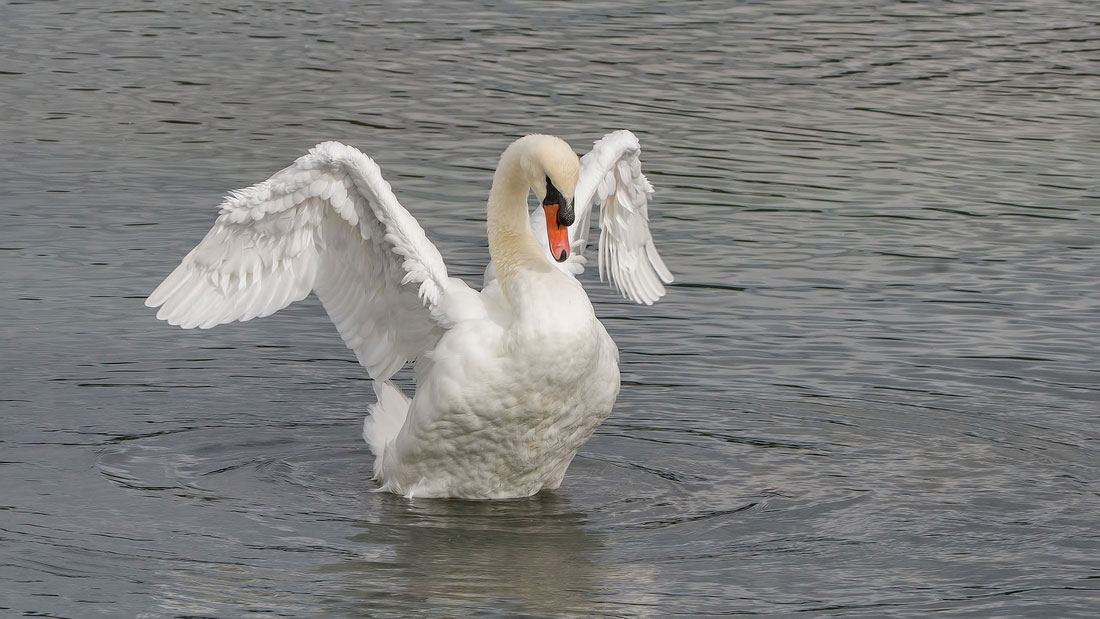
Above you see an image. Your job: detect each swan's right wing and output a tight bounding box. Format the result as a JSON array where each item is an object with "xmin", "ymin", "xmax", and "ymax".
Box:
[
  {"xmin": 572, "ymin": 130, "xmax": 673, "ymax": 305},
  {"xmin": 146, "ymin": 141, "xmax": 465, "ymax": 380}
]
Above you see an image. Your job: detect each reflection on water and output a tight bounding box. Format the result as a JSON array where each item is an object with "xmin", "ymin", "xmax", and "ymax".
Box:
[
  {"xmin": 3, "ymin": 0, "xmax": 1099, "ymax": 616},
  {"xmin": 143, "ymin": 491, "xmax": 617, "ymax": 617},
  {"xmin": 337, "ymin": 496, "xmax": 609, "ymax": 616}
]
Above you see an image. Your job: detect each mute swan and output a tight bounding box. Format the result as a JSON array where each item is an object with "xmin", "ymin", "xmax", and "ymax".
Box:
[{"xmin": 146, "ymin": 131, "xmax": 672, "ymax": 499}]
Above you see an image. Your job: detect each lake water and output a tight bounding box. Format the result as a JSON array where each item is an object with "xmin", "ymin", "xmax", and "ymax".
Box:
[{"xmin": 2, "ymin": 1, "xmax": 1098, "ymax": 616}]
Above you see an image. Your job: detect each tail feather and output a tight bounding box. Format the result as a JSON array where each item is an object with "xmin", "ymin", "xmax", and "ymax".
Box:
[{"xmin": 362, "ymin": 379, "xmax": 410, "ymax": 478}]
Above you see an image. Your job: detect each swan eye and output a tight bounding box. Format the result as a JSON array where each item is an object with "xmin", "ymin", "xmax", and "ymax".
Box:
[{"xmin": 542, "ymin": 176, "xmax": 574, "ymax": 226}]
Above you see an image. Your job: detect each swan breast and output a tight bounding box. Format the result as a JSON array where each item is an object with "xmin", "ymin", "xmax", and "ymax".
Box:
[{"xmin": 383, "ymin": 312, "xmax": 620, "ymax": 499}]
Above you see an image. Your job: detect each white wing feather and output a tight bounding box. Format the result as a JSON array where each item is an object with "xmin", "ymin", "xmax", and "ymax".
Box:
[
  {"xmin": 145, "ymin": 141, "xmax": 461, "ymax": 380},
  {"xmin": 570, "ymin": 130, "xmax": 673, "ymax": 305}
]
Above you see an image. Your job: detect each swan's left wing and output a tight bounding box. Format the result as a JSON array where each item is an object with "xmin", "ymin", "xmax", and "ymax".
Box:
[
  {"xmin": 570, "ymin": 130, "xmax": 673, "ymax": 305},
  {"xmin": 145, "ymin": 141, "xmax": 465, "ymax": 381}
]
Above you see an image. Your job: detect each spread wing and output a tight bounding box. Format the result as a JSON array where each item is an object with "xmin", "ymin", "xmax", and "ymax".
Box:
[
  {"xmin": 145, "ymin": 141, "xmax": 466, "ymax": 380},
  {"xmin": 528, "ymin": 130, "xmax": 672, "ymax": 304},
  {"xmin": 570, "ymin": 130, "xmax": 673, "ymax": 305}
]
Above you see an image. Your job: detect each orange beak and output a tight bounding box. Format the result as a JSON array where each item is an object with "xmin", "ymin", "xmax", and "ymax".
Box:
[{"xmin": 543, "ymin": 203, "xmax": 570, "ymax": 262}]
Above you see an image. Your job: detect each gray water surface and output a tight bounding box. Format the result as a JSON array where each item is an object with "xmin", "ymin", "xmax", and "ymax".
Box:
[{"xmin": 2, "ymin": 1, "xmax": 1099, "ymax": 617}]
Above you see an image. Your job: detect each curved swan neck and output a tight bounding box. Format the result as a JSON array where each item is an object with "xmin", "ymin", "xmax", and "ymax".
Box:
[{"xmin": 486, "ymin": 143, "xmax": 547, "ymax": 281}]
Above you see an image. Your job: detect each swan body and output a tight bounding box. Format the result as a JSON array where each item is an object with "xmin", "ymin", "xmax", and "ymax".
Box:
[{"xmin": 146, "ymin": 131, "xmax": 671, "ymax": 499}]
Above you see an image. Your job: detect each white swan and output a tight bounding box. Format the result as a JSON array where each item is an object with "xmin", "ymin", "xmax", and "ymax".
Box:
[{"xmin": 146, "ymin": 130, "xmax": 672, "ymax": 499}]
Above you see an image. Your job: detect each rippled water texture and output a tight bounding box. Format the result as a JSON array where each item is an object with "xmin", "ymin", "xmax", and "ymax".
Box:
[{"xmin": 2, "ymin": 1, "xmax": 1098, "ymax": 616}]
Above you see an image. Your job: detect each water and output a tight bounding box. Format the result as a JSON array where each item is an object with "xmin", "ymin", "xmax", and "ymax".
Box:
[{"xmin": 2, "ymin": 1, "xmax": 1098, "ymax": 616}]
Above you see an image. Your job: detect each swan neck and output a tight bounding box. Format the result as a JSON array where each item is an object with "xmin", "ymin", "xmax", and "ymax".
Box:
[{"xmin": 486, "ymin": 148, "xmax": 545, "ymax": 280}]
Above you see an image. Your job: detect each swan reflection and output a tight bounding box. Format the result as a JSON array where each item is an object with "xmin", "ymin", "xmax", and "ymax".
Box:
[{"xmin": 332, "ymin": 493, "xmax": 608, "ymax": 615}]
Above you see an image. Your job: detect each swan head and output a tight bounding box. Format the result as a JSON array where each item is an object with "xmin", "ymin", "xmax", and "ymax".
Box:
[{"xmin": 511, "ymin": 135, "xmax": 580, "ymax": 263}]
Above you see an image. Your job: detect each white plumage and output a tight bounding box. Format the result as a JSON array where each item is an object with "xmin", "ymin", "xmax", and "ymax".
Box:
[{"xmin": 146, "ymin": 131, "xmax": 672, "ymax": 499}]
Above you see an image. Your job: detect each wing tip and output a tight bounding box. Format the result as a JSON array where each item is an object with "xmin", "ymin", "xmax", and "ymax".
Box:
[{"xmin": 646, "ymin": 243, "xmax": 674, "ymax": 284}]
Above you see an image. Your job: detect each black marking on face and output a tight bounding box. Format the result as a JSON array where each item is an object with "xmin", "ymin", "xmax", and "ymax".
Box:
[{"xmin": 543, "ymin": 175, "xmax": 574, "ymax": 227}]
